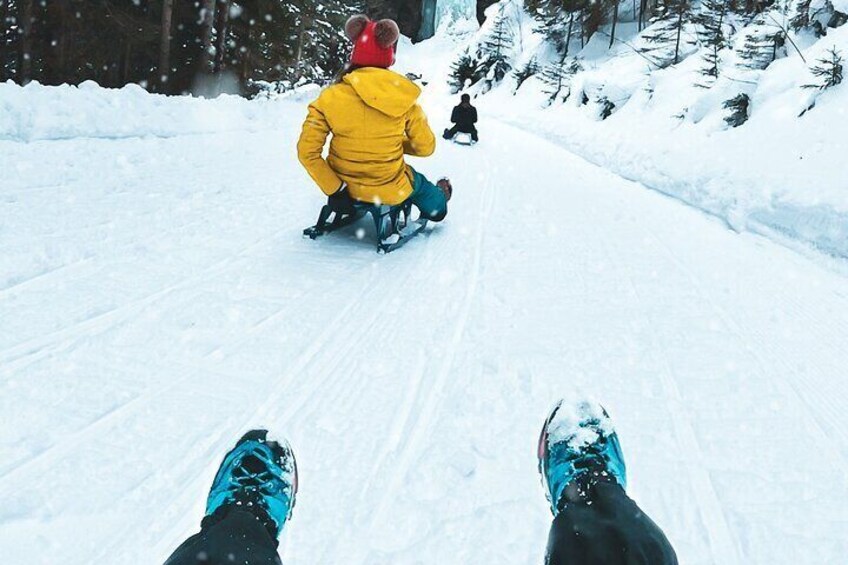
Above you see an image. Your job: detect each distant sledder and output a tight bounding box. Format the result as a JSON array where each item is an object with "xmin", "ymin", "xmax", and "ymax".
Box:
[
  {"xmin": 298, "ymin": 15, "xmax": 452, "ymax": 254},
  {"xmin": 443, "ymin": 94, "xmax": 478, "ymax": 145}
]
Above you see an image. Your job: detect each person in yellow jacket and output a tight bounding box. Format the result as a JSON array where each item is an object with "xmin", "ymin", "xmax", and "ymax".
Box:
[{"xmin": 297, "ymin": 15, "xmax": 452, "ymax": 222}]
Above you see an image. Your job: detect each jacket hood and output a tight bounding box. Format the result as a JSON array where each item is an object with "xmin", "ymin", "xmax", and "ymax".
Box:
[{"xmin": 343, "ymin": 68, "xmax": 421, "ymax": 118}]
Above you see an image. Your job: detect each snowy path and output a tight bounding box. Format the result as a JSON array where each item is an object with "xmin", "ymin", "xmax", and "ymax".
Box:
[{"xmin": 2, "ymin": 107, "xmax": 847, "ymax": 564}]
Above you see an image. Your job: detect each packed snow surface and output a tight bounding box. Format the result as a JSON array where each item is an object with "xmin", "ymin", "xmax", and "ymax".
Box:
[{"xmin": 2, "ymin": 38, "xmax": 848, "ymax": 565}]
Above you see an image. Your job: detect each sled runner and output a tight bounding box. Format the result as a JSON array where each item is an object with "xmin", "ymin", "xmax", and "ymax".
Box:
[
  {"xmin": 303, "ymin": 199, "xmax": 428, "ymax": 254},
  {"xmin": 452, "ymin": 132, "xmax": 476, "ymax": 146}
]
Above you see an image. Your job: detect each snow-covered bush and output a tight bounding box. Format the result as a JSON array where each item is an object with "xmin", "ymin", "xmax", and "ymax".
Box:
[
  {"xmin": 804, "ymin": 45, "xmax": 844, "ymax": 88},
  {"xmin": 512, "ymin": 57, "xmax": 541, "ymax": 91},
  {"xmin": 722, "ymin": 93, "xmax": 751, "ymax": 126},
  {"xmin": 540, "ymin": 58, "xmax": 583, "ymax": 103},
  {"xmin": 448, "ymin": 51, "xmax": 487, "ymax": 92}
]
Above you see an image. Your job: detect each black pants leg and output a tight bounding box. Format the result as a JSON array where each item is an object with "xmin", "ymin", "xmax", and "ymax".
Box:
[
  {"xmin": 444, "ymin": 125, "xmax": 478, "ymax": 141},
  {"xmin": 165, "ymin": 509, "xmax": 282, "ymax": 565},
  {"xmin": 545, "ymin": 483, "xmax": 677, "ymax": 565}
]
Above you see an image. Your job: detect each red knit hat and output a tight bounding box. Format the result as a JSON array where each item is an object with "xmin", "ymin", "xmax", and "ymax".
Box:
[{"xmin": 345, "ymin": 15, "xmax": 399, "ymax": 69}]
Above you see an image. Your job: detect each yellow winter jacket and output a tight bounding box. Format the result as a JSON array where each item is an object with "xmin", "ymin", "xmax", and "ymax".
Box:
[{"xmin": 297, "ymin": 67, "xmax": 436, "ymax": 206}]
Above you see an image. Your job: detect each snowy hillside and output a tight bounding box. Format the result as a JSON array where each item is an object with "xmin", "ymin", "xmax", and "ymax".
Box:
[
  {"xmin": 2, "ymin": 15, "xmax": 848, "ymax": 565},
  {"xmin": 443, "ymin": 0, "xmax": 848, "ymax": 258}
]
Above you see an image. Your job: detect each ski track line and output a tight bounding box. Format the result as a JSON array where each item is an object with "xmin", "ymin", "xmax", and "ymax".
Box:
[
  {"xmin": 0, "ymin": 226, "xmax": 293, "ymax": 376},
  {"xmin": 347, "ymin": 153, "xmax": 496, "ymax": 564},
  {"xmin": 103, "ymin": 267, "xmax": 377, "ymax": 563},
  {"xmin": 251, "ymin": 230, "xmax": 446, "ymax": 429},
  {"xmin": 150, "ymin": 229, "xmax": 445, "ymax": 560},
  {"xmin": 600, "ymin": 233, "xmax": 741, "ymax": 565},
  {"xmin": 0, "ymin": 257, "xmax": 93, "ymax": 298},
  {"xmin": 642, "ymin": 226, "xmax": 848, "ymax": 459},
  {"xmin": 248, "ymin": 174, "xmax": 470, "ymax": 431},
  {"xmin": 0, "ymin": 230, "xmax": 343, "ymax": 498},
  {"xmin": 0, "ymin": 245, "xmax": 352, "ymax": 481},
  {"xmin": 198, "ymin": 257, "xmax": 374, "ymax": 363},
  {"xmin": 0, "ymin": 353, "xmax": 251, "ymax": 486},
  {"xmin": 0, "ymin": 187, "xmax": 288, "ymax": 306},
  {"xmin": 19, "ymin": 186, "xmax": 286, "ymax": 243},
  {"xmin": 307, "ymin": 231, "xmax": 462, "ymax": 562},
  {"xmin": 42, "ymin": 347, "xmax": 287, "ymax": 563},
  {"xmin": 93, "ymin": 422, "xmax": 241, "ymax": 565}
]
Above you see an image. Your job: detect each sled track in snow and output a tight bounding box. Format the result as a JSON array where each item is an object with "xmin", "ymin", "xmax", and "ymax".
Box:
[
  {"xmin": 341, "ymin": 152, "xmax": 498, "ymax": 564},
  {"xmin": 0, "ymin": 224, "xmax": 295, "ymax": 375},
  {"xmin": 147, "ymin": 216, "xmax": 452, "ymax": 559},
  {"xmin": 594, "ymin": 226, "xmax": 740, "ymax": 564},
  {"xmin": 642, "ymin": 225, "xmax": 848, "ymax": 460}
]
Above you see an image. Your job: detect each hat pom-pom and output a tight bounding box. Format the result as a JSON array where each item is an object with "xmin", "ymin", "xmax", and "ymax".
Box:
[
  {"xmin": 374, "ymin": 19, "xmax": 400, "ymax": 48},
  {"xmin": 345, "ymin": 15, "xmax": 369, "ymax": 41}
]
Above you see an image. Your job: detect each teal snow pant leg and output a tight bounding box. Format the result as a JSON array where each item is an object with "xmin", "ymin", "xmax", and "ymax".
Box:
[{"xmin": 408, "ymin": 168, "xmax": 447, "ymax": 222}]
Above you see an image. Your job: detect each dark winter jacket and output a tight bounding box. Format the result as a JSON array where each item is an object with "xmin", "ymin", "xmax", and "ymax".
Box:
[{"xmin": 450, "ymin": 104, "xmax": 478, "ymax": 130}]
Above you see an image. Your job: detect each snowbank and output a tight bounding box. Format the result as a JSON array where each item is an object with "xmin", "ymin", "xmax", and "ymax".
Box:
[{"xmin": 0, "ymin": 80, "xmax": 292, "ymax": 142}]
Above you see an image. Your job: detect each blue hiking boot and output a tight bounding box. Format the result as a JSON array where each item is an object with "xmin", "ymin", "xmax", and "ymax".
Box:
[
  {"xmin": 537, "ymin": 399, "xmax": 626, "ymax": 516},
  {"xmin": 205, "ymin": 429, "xmax": 298, "ymax": 538}
]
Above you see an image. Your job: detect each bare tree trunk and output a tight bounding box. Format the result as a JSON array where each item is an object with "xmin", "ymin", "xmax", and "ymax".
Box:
[
  {"xmin": 580, "ymin": 15, "xmax": 585, "ymax": 48},
  {"xmin": 295, "ymin": 17, "xmax": 305, "ymax": 70},
  {"xmin": 0, "ymin": 1, "xmax": 6, "ymax": 81},
  {"xmin": 240, "ymin": 24, "xmax": 251, "ymax": 85},
  {"xmin": 20, "ymin": 0, "xmax": 34, "ymax": 83},
  {"xmin": 639, "ymin": 0, "xmax": 648, "ymax": 30},
  {"xmin": 159, "ymin": 0, "xmax": 174, "ymax": 87},
  {"xmin": 564, "ymin": 12, "xmax": 574, "ymax": 58},
  {"xmin": 673, "ymin": 7, "xmax": 683, "ymax": 63},
  {"xmin": 294, "ymin": 6, "xmax": 313, "ymax": 81},
  {"xmin": 199, "ymin": 0, "xmax": 215, "ymax": 73},
  {"xmin": 41, "ymin": 0, "xmax": 71, "ymax": 83},
  {"xmin": 123, "ymin": 40, "xmax": 133, "ymax": 84},
  {"xmin": 609, "ymin": 0, "xmax": 620, "ymax": 48},
  {"xmin": 213, "ymin": 0, "xmax": 230, "ymax": 73},
  {"xmin": 57, "ymin": 1, "xmax": 67, "ymax": 82}
]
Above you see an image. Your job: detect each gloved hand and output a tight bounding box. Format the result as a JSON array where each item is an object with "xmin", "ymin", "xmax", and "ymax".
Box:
[{"xmin": 328, "ymin": 184, "xmax": 357, "ymax": 214}]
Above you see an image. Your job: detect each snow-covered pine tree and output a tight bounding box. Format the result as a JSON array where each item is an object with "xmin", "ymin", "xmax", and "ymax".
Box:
[
  {"xmin": 231, "ymin": 0, "xmax": 363, "ymax": 89},
  {"xmin": 695, "ymin": 0, "xmax": 731, "ymax": 85},
  {"xmin": 541, "ymin": 57, "xmax": 583, "ymax": 103},
  {"xmin": 597, "ymin": 95, "xmax": 616, "ymax": 118},
  {"xmin": 790, "ymin": 0, "xmax": 812, "ymax": 30},
  {"xmin": 526, "ymin": 0, "xmax": 582, "ymax": 57},
  {"xmin": 581, "ymin": 0, "xmax": 608, "ymax": 45},
  {"xmin": 448, "ymin": 50, "xmax": 486, "ymax": 93},
  {"xmin": 0, "ymin": 0, "xmax": 17, "ymax": 82},
  {"xmin": 804, "ymin": 46, "xmax": 843, "ymax": 89},
  {"xmin": 791, "ymin": 0, "xmax": 845, "ymax": 37},
  {"xmin": 512, "ymin": 57, "xmax": 540, "ymax": 92},
  {"xmin": 736, "ymin": 20, "xmax": 786, "ymax": 70},
  {"xmin": 281, "ymin": 0, "xmax": 363, "ymax": 84},
  {"xmin": 639, "ymin": 0, "xmax": 696, "ymax": 67},
  {"xmin": 723, "ymin": 92, "xmax": 750, "ymax": 126},
  {"xmin": 477, "ymin": 6, "xmax": 515, "ymax": 91}
]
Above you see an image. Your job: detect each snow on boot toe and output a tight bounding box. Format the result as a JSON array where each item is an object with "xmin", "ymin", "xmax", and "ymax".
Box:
[{"xmin": 537, "ymin": 399, "xmax": 626, "ymax": 516}]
